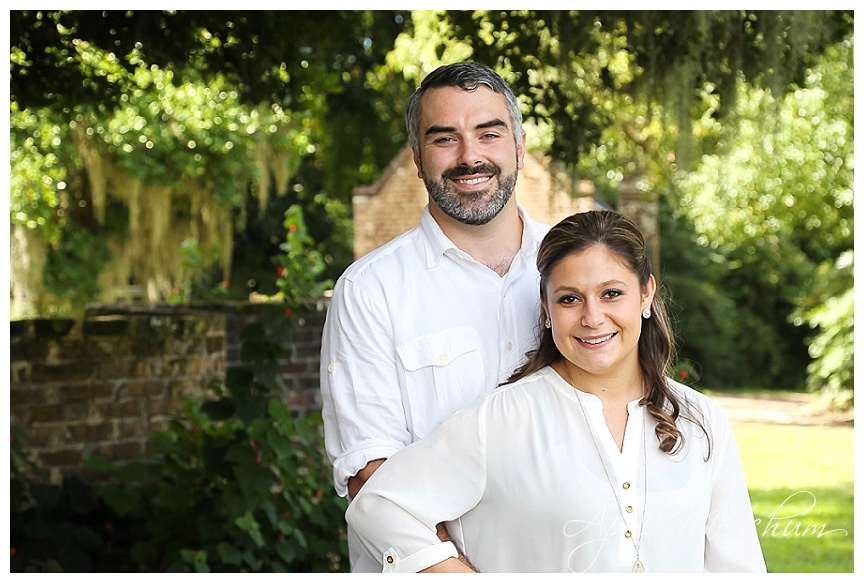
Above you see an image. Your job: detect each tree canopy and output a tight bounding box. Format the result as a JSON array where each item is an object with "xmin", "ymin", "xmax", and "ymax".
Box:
[{"xmin": 8, "ymin": 10, "xmax": 854, "ymax": 396}]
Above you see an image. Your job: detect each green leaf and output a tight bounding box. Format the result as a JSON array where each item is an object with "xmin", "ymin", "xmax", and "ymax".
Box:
[
  {"xmin": 149, "ymin": 430, "xmax": 177, "ymax": 452},
  {"xmin": 216, "ymin": 542, "xmax": 243, "ymax": 565},
  {"xmin": 102, "ymin": 486, "xmax": 140, "ymax": 516},
  {"xmin": 201, "ymin": 397, "xmax": 235, "ymax": 420}
]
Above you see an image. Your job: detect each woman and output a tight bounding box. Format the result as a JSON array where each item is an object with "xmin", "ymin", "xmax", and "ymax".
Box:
[{"xmin": 346, "ymin": 210, "xmax": 766, "ymax": 573}]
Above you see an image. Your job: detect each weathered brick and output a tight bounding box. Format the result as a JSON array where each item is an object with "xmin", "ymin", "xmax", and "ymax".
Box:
[
  {"xmin": 57, "ymin": 383, "xmax": 112, "ymax": 402},
  {"xmin": 63, "ymin": 402, "xmax": 89, "ymax": 421},
  {"xmin": 122, "ymin": 380, "xmax": 165, "ymax": 397},
  {"xmin": 96, "ymin": 441, "xmax": 144, "ymax": 461},
  {"xmin": 10, "ymin": 387, "xmax": 52, "ymax": 407},
  {"xmin": 31, "ymin": 361, "xmax": 95, "ymax": 383},
  {"xmin": 206, "ymin": 335, "xmax": 224, "ymax": 354},
  {"xmin": 66, "ymin": 421, "xmax": 115, "ymax": 443},
  {"xmin": 83, "ymin": 317, "xmax": 130, "ymax": 336},
  {"xmin": 31, "ymin": 404, "xmax": 66, "ymax": 423},
  {"xmin": 39, "ymin": 448, "xmax": 83, "ymax": 467},
  {"xmin": 98, "ymin": 360, "xmax": 133, "ymax": 379},
  {"xmin": 92, "ymin": 399, "xmax": 142, "ymax": 420},
  {"xmin": 116, "ymin": 420, "xmax": 150, "ymax": 440}
]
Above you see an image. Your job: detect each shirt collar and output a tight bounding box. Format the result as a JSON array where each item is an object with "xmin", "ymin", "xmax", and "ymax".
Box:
[{"xmin": 418, "ymin": 203, "xmax": 543, "ymax": 269}]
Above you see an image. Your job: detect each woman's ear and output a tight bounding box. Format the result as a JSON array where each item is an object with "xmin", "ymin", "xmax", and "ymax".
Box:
[{"xmin": 643, "ymin": 274, "xmax": 657, "ymax": 309}]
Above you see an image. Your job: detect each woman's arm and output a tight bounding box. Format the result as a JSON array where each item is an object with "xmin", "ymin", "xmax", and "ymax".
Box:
[{"xmin": 346, "ymin": 403, "xmax": 488, "ymax": 572}]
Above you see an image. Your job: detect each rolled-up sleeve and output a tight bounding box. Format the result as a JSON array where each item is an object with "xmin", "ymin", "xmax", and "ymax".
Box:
[
  {"xmin": 320, "ymin": 275, "xmax": 414, "ymax": 497},
  {"xmin": 346, "ymin": 403, "xmax": 488, "ymax": 571}
]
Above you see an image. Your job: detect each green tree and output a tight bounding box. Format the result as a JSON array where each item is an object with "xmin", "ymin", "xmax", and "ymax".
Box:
[
  {"xmin": 672, "ymin": 38, "xmax": 853, "ymax": 390},
  {"xmin": 9, "ymin": 10, "xmax": 409, "ymax": 316}
]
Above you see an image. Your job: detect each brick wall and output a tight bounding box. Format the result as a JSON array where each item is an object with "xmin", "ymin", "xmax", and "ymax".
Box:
[{"xmin": 10, "ymin": 302, "xmax": 327, "ymax": 484}]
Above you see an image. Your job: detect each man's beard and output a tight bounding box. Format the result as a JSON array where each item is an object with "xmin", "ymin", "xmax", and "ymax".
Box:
[{"xmin": 422, "ymin": 162, "xmax": 518, "ymax": 226}]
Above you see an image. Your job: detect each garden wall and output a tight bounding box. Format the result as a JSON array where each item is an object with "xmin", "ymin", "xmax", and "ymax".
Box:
[{"xmin": 9, "ymin": 302, "xmax": 327, "ymax": 483}]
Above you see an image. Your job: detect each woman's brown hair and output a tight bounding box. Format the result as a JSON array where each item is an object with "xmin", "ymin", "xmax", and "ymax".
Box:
[{"xmin": 507, "ymin": 210, "xmax": 707, "ymax": 456}]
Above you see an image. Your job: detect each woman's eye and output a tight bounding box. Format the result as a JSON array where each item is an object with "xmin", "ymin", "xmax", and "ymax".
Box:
[
  {"xmin": 603, "ymin": 289, "xmax": 623, "ymax": 299},
  {"xmin": 557, "ymin": 294, "xmax": 579, "ymax": 305}
]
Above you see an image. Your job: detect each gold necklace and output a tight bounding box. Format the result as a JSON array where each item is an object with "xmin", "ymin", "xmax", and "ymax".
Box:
[{"xmin": 565, "ymin": 369, "xmax": 648, "ymax": 573}]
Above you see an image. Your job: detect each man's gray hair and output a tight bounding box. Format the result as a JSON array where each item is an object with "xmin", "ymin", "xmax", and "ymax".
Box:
[{"xmin": 405, "ymin": 62, "xmax": 524, "ymax": 152}]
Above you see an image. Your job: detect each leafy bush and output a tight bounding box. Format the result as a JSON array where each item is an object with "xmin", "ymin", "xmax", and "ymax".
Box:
[{"xmin": 10, "ymin": 305, "xmax": 349, "ymax": 572}]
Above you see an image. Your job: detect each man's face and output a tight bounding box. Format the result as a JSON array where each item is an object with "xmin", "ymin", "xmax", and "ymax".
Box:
[{"xmin": 413, "ymin": 85, "xmax": 525, "ymax": 226}]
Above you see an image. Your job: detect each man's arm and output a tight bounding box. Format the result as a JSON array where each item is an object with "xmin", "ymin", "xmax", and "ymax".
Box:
[
  {"xmin": 347, "ymin": 458, "xmax": 386, "ymax": 500},
  {"xmin": 420, "ymin": 558, "xmax": 476, "ymax": 573}
]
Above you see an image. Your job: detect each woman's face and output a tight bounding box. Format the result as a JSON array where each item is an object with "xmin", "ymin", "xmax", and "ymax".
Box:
[{"xmin": 543, "ymin": 245, "xmax": 655, "ymax": 382}]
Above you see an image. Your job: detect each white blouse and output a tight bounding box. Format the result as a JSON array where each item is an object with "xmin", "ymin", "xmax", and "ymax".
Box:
[{"xmin": 346, "ymin": 366, "xmax": 767, "ymax": 573}]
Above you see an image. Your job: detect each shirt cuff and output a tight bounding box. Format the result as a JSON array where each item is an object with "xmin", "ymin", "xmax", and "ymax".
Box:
[{"xmin": 381, "ymin": 542, "xmax": 459, "ymax": 573}]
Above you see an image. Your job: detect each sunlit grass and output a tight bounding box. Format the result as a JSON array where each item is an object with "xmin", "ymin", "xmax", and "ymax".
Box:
[{"xmin": 732, "ymin": 422, "xmax": 854, "ymax": 572}]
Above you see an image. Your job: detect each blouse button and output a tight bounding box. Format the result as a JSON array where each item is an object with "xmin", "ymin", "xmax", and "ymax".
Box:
[
  {"xmin": 626, "ymin": 505, "xmax": 633, "ymax": 513},
  {"xmin": 386, "ymin": 555, "xmax": 394, "ymax": 564},
  {"xmin": 438, "ymin": 354, "xmax": 448, "ymax": 364},
  {"xmin": 622, "ymin": 482, "xmax": 631, "ymax": 490},
  {"xmin": 624, "ymin": 530, "xmax": 633, "ymax": 538},
  {"xmin": 505, "ymin": 341, "xmax": 513, "ymax": 351}
]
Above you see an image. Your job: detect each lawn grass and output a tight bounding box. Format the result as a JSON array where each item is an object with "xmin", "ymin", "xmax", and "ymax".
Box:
[{"xmin": 731, "ymin": 421, "xmax": 854, "ymax": 573}]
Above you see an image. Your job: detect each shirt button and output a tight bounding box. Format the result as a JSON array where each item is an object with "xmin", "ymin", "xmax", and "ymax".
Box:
[
  {"xmin": 438, "ymin": 354, "xmax": 448, "ymax": 364},
  {"xmin": 622, "ymin": 482, "xmax": 631, "ymax": 490},
  {"xmin": 505, "ymin": 341, "xmax": 513, "ymax": 351},
  {"xmin": 386, "ymin": 555, "xmax": 394, "ymax": 564},
  {"xmin": 626, "ymin": 505, "xmax": 633, "ymax": 513},
  {"xmin": 328, "ymin": 363, "xmax": 337, "ymax": 373},
  {"xmin": 624, "ymin": 530, "xmax": 633, "ymax": 538}
]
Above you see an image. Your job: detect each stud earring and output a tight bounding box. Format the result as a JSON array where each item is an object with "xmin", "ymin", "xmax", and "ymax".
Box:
[
  {"xmin": 642, "ymin": 307, "xmax": 652, "ymax": 319},
  {"xmin": 545, "ymin": 318, "xmax": 551, "ymax": 329}
]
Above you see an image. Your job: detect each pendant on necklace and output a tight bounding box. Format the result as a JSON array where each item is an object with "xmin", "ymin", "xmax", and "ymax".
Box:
[{"xmin": 631, "ymin": 559, "xmax": 646, "ymax": 573}]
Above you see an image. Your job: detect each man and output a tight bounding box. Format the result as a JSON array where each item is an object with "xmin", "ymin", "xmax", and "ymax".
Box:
[{"xmin": 320, "ymin": 61, "xmax": 550, "ymax": 572}]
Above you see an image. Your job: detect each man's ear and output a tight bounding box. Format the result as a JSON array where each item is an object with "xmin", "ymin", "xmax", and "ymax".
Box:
[
  {"xmin": 516, "ymin": 132, "xmax": 527, "ymax": 170},
  {"xmin": 412, "ymin": 148, "xmax": 423, "ymax": 180}
]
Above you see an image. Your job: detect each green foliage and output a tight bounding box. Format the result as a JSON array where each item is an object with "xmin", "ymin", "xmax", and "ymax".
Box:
[
  {"xmin": 794, "ymin": 251, "xmax": 853, "ymax": 407},
  {"xmin": 42, "ymin": 228, "xmax": 114, "ymax": 310},
  {"xmin": 670, "ymin": 37, "xmax": 853, "ymax": 390},
  {"xmin": 168, "ymin": 239, "xmax": 231, "ymax": 303},
  {"xmin": 274, "ymin": 205, "xmax": 333, "ymax": 306},
  {"xmin": 442, "ymin": 10, "xmax": 852, "ymax": 167}
]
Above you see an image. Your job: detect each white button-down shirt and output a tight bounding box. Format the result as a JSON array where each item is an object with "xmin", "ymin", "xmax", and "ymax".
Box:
[
  {"xmin": 347, "ymin": 367, "xmax": 767, "ymax": 573},
  {"xmin": 320, "ymin": 204, "xmax": 549, "ymax": 570}
]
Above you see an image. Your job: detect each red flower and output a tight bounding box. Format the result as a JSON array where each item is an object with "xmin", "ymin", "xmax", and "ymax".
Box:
[
  {"xmin": 284, "ymin": 308, "xmax": 293, "ymax": 316},
  {"xmin": 277, "ymin": 267, "xmax": 285, "ymax": 276},
  {"xmin": 289, "ymin": 224, "xmax": 297, "ymax": 232},
  {"xmin": 221, "ymin": 280, "xmax": 229, "ymax": 288},
  {"xmin": 680, "ymin": 370, "xmax": 690, "ymax": 379}
]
